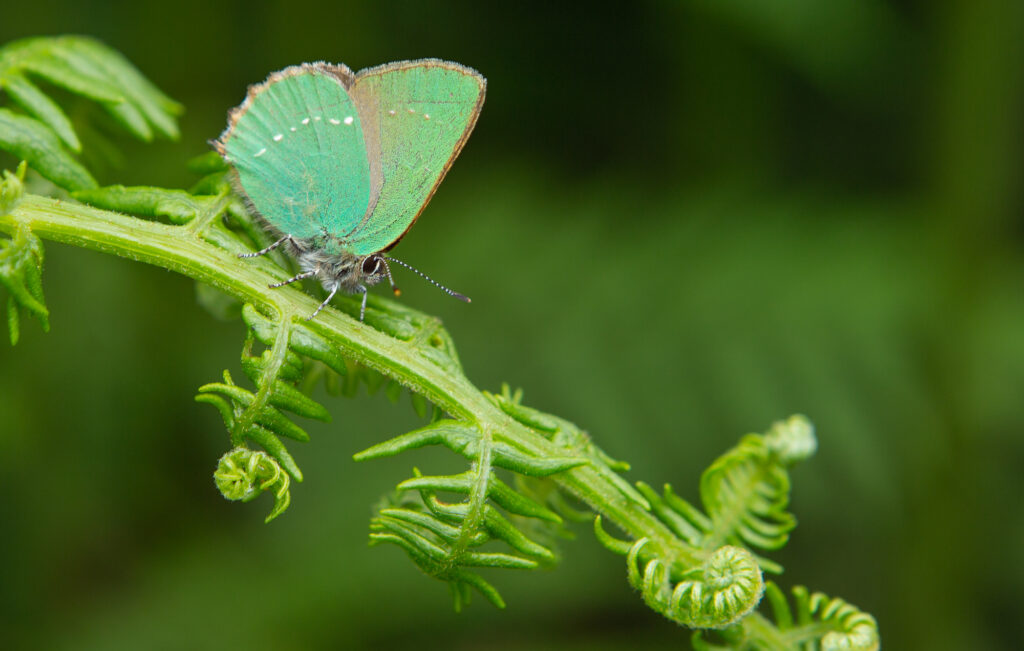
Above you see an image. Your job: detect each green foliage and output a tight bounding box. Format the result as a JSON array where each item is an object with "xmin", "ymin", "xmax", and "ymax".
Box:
[
  {"xmin": 0, "ymin": 36, "xmax": 182, "ymax": 189},
  {"xmin": 632, "ymin": 414, "xmax": 817, "ymax": 576},
  {"xmin": 692, "ymin": 582, "xmax": 880, "ymax": 651},
  {"xmin": 0, "ymin": 36, "xmax": 882, "ymax": 649},
  {"xmin": 592, "ymin": 416, "xmax": 813, "ymax": 629},
  {"xmin": 0, "ymin": 107, "xmax": 95, "ymax": 190},
  {"xmin": 354, "ymin": 413, "xmax": 585, "ymax": 609},
  {"xmin": 0, "ymin": 162, "xmax": 48, "ymax": 344}
]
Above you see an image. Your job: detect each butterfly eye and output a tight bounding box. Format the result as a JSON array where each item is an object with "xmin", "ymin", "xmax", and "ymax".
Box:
[{"xmin": 361, "ymin": 256, "xmax": 382, "ymax": 275}]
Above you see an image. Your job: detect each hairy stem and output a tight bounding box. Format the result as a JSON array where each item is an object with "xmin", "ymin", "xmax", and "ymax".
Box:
[{"xmin": 229, "ymin": 312, "xmax": 293, "ymax": 444}]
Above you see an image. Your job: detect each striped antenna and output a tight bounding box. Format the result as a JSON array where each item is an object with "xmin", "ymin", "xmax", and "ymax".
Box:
[{"xmin": 384, "ymin": 256, "xmax": 470, "ymax": 302}]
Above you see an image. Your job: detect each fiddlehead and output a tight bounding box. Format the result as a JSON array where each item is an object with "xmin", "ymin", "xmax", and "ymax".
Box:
[
  {"xmin": 593, "ymin": 416, "xmax": 815, "ymax": 629},
  {"xmin": 594, "ymin": 520, "xmax": 765, "ymax": 630},
  {"xmin": 213, "ymin": 447, "xmax": 292, "ymax": 524},
  {"xmin": 636, "ymin": 415, "xmax": 816, "ymax": 570}
]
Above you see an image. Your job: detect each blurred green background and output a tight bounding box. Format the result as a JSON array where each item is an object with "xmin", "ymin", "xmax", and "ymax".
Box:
[{"xmin": 2, "ymin": 1, "xmax": 1023, "ymax": 649}]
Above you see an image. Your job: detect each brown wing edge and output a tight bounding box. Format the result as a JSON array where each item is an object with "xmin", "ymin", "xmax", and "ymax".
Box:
[{"xmin": 354, "ymin": 59, "xmax": 487, "ymax": 252}]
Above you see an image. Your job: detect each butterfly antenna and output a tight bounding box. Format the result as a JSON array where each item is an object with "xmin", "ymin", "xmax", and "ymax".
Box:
[{"xmin": 385, "ymin": 256, "xmax": 471, "ymax": 303}]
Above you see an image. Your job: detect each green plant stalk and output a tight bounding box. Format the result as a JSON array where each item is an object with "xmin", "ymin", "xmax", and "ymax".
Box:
[{"xmin": 0, "ymin": 191, "xmax": 694, "ymax": 564}]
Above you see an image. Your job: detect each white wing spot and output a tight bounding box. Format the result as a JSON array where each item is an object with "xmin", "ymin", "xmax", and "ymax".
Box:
[
  {"xmin": 424, "ymin": 113, "xmax": 431, "ymax": 120},
  {"xmin": 289, "ymin": 127, "xmax": 297, "ymax": 132},
  {"xmin": 329, "ymin": 118, "xmax": 341, "ymax": 125},
  {"xmin": 273, "ymin": 134, "xmax": 283, "ymax": 141},
  {"xmin": 388, "ymin": 109, "xmax": 397, "ymax": 116},
  {"xmin": 254, "ymin": 147, "xmax": 267, "ymax": 157},
  {"xmin": 407, "ymin": 108, "xmax": 416, "ymax": 114},
  {"xmin": 301, "ymin": 118, "xmax": 310, "ymax": 125},
  {"xmin": 344, "ymin": 115, "xmax": 354, "ymax": 125}
]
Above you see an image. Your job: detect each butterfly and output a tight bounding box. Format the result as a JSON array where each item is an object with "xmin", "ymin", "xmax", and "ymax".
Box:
[{"xmin": 215, "ymin": 59, "xmax": 485, "ymax": 320}]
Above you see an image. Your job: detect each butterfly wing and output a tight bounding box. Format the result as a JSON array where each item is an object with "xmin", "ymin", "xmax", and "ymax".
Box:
[
  {"xmin": 343, "ymin": 60, "xmax": 486, "ymax": 256},
  {"xmin": 217, "ymin": 63, "xmax": 373, "ymax": 244}
]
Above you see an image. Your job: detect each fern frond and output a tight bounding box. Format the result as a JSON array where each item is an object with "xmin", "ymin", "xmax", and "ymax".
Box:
[
  {"xmin": 72, "ymin": 185, "xmax": 225, "ymax": 226},
  {"xmin": 699, "ymin": 415, "xmax": 815, "ymax": 552},
  {"xmin": 781, "ymin": 584, "xmax": 879, "ymax": 651},
  {"xmin": 692, "ymin": 582, "xmax": 880, "ymax": 651},
  {"xmin": 195, "ymin": 307, "xmax": 341, "ymax": 487},
  {"xmin": 355, "ymin": 404, "xmax": 584, "ymax": 608},
  {"xmin": 367, "ymin": 470, "xmax": 562, "ymax": 610},
  {"xmin": 634, "ymin": 414, "xmax": 816, "ymax": 570},
  {"xmin": 354, "ymin": 420, "xmax": 587, "ymax": 477},
  {"xmin": 593, "ymin": 416, "xmax": 816, "ymax": 629},
  {"xmin": 239, "ymin": 339, "xmax": 330, "ymax": 421},
  {"xmin": 0, "ymin": 36, "xmax": 182, "ymax": 190},
  {"xmin": 487, "ymin": 384, "xmax": 651, "ymax": 510},
  {"xmin": 0, "ymin": 162, "xmax": 48, "ymax": 344},
  {"xmin": 0, "ymin": 108, "xmax": 95, "ymax": 190},
  {"xmin": 199, "ymin": 370, "xmax": 312, "ymax": 442}
]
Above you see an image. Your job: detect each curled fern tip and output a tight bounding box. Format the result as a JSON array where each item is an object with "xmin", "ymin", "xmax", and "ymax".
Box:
[
  {"xmin": 765, "ymin": 414, "xmax": 817, "ymax": 465},
  {"xmin": 214, "ymin": 447, "xmax": 292, "ymax": 522},
  {"xmin": 675, "ymin": 545, "xmax": 764, "ymax": 629}
]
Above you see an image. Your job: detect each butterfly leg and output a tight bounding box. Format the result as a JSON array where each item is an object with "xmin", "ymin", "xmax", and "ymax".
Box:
[
  {"xmin": 307, "ymin": 281, "xmax": 341, "ymax": 321},
  {"xmin": 269, "ymin": 269, "xmax": 316, "ymax": 288},
  {"xmin": 358, "ymin": 285, "xmax": 369, "ymax": 322},
  {"xmin": 239, "ymin": 234, "xmax": 294, "ymax": 259}
]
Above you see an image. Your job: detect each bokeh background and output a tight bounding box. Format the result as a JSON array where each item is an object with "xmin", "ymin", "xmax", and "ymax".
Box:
[{"xmin": 2, "ymin": 1, "xmax": 1023, "ymax": 649}]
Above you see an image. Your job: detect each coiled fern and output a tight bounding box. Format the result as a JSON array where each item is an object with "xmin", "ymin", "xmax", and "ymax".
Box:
[{"xmin": 0, "ymin": 36, "xmax": 880, "ymax": 648}]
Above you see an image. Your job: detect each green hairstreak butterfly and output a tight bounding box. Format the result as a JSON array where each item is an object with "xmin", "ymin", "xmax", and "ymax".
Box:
[{"xmin": 214, "ymin": 59, "xmax": 485, "ymax": 320}]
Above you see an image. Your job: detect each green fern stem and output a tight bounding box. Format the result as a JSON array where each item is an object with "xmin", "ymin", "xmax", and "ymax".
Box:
[
  {"xmin": 0, "ymin": 189, "xmax": 694, "ymax": 570},
  {"xmin": 229, "ymin": 312, "xmax": 292, "ymax": 446},
  {"xmin": 450, "ymin": 425, "xmax": 495, "ymax": 568}
]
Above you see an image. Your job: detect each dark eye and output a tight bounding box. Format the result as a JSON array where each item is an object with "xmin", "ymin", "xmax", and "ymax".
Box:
[{"xmin": 361, "ymin": 256, "xmax": 381, "ymax": 274}]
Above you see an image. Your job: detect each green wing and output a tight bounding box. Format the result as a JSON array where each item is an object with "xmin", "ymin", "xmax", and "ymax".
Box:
[
  {"xmin": 345, "ymin": 60, "xmax": 486, "ymax": 256},
  {"xmin": 217, "ymin": 63, "xmax": 372, "ymax": 244}
]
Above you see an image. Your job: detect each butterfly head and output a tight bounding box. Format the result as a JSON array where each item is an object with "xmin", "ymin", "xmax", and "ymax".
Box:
[
  {"xmin": 360, "ymin": 254, "xmax": 401, "ymax": 296},
  {"xmin": 353, "ymin": 254, "xmax": 469, "ymax": 303},
  {"xmin": 292, "ymin": 245, "xmax": 468, "ymax": 314}
]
